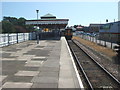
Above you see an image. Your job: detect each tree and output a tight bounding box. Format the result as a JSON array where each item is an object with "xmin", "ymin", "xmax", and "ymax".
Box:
[
  {"xmin": 74, "ymin": 25, "xmax": 78, "ymax": 28},
  {"xmin": 18, "ymin": 17, "xmax": 26, "ymax": 26},
  {"xmin": 2, "ymin": 20, "xmax": 16, "ymax": 33},
  {"xmin": 3, "ymin": 16, "xmax": 18, "ymax": 25},
  {"xmin": 2, "ymin": 16, "xmax": 35, "ymax": 33},
  {"xmin": 25, "ymin": 25, "xmax": 34, "ymax": 32}
]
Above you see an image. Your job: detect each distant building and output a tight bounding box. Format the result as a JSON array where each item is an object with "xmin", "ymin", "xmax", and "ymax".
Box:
[
  {"xmin": 83, "ymin": 26, "xmax": 90, "ymax": 33},
  {"xmin": 26, "ymin": 13, "xmax": 69, "ymax": 39},
  {"xmin": 99, "ymin": 21, "xmax": 120, "ymax": 43},
  {"xmin": 75, "ymin": 25, "xmax": 90, "ymax": 33},
  {"xmin": 76, "ymin": 25, "xmax": 84, "ymax": 31},
  {"xmin": 26, "ymin": 13, "xmax": 69, "ymax": 30},
  {"xmin": 89, "ymin": 24, "xmax": 104, "ymax": 33}
]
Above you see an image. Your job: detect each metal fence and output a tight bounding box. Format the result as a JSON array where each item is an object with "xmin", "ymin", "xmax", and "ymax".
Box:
[
  {"xmin": 75, "ymin": 34, "xmax": 118, "ymax": 49},
  {"xmin": 0, "ymin": 33, "xmax": 32, "ymax": 47}
]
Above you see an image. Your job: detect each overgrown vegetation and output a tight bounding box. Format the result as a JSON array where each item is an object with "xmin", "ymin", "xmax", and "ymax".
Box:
[{"xmin": 1, "ymin": 16, "xmax": 34, "ymax": 33}]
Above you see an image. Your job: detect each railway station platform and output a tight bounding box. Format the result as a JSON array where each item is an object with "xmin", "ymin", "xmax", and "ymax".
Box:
[{"xmin": 1, "ymin": 37, "xmax": 84, "ymax": 89}]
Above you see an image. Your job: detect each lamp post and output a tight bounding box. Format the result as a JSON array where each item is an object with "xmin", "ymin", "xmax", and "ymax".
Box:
[
  {"xmin": 36, "ymin": 10, "xmax": 39, "ymax": 44},
  {"xmin": 104, "ymin": 19, "xmax": 108, "ymax": 47}
]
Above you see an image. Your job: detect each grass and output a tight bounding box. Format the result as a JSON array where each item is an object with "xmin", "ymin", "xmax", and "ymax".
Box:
[{"xmin": 72, "ymin": 36, "xmax": 117, "ymax": 59}]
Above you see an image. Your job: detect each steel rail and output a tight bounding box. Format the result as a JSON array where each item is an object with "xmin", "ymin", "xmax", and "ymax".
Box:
[
  {"xmin": 67, "ymin": 40, "xmax": 94, "ymax": 90},
  {"xmin": 72, "ymin": 39, "xmax": 120, "ymax": 86}
]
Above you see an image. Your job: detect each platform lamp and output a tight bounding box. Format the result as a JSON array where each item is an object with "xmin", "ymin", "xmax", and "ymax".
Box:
[
  {"xmin": 104, "ymin": 19, "xmax": 109, "ymax": 47},
  {"xmin": 106, "ymin": 19, "xmax": 108, "ymax": 23},
  {"xmin": 36, "ymin": 10, "xmax": 39, "ymax": 44}
]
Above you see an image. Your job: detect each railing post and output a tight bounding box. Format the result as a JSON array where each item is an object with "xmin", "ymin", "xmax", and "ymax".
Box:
[
  {"xmin": 92, "ymin": 37, "xmax": 94, "ymax": 42},
  {"xmin": 104, "ymin": 40, "xmax": 106, "ymax": 47},
  {"xmin": 8, "ymin": 33, "xmax": 10, "ymax": 45},
  {"xmin": 111, "ymin": 42, "xmax": 113, "ymax": 49},
  {"xmin": 99, "ymin": 35, "xmax": 101, "ymax": 45},
  {"xmin": 90, "ymin": 36, "xmax": 91, "ymax": 41},
  {"xmin": 96, "ymin": 36, "xmax": 97, "ymax": 44},
  {"xmin": 16, "ymin": 33, "xmax": 18, "ymax": 43},
  {"xmin": 29, "ymin": 32, "xmax": 31, "ymax": 40},
  {"xmin": 23, "ymin": 33, "xmax": 25, "ymax": 41},
  {"xmin": 110, "ymin": 35, "xmax": 112, "ymax": 49}
]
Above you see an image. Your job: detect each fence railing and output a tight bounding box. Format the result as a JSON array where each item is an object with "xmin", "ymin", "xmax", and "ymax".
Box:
[
  {"xmin": 75, "ymin": 34, "xmax": 118, "ymax": 49},
  {"xmin": 0, "ymin": 33, "xmax": 32, "ymax": 47}
]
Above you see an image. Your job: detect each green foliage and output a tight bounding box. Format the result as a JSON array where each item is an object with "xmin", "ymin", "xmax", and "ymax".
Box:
[
  {"xmin": 26, "ymin": 25, "xmax": 34, "ymax": 32},
  {"xmin": 2, "ymin": 16, "xmax": 34, "ymax": 33},
  {"xmin": 18, "ymin": 17, "xmax": 26, "ymax": 26},
  {"xmin": 2, "ymin": 20, "xmax": 16, "ymax": 33},
  {"xmin": 74, "ymin": 25, "xmax": 78, "ymax": 28},
  {"xmin": 3, "ymin": 16, "xmax": 18, "ymax": 25}
]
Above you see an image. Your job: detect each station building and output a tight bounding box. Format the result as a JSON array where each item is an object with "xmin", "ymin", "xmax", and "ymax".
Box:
[
  {"xmin": 89, "ymin": 24, "xmax": 104, "ymax": 33},
  {"xmin": 25, "ymin": 13, "xmax": 69, "ymax": 39}
]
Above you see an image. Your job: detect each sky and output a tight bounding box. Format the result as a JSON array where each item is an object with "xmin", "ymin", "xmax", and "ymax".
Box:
[
  {"xmin": 1, "ymin": 1, "xmax": 119, "ymax": 26},
  {"xmin": 118, "ymin": 1, "xmax": 120, "ymax": 21}
]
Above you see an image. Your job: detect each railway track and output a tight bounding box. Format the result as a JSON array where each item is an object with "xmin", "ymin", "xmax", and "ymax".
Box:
[{"xmin": 68, "ymin": 40, "xmax": 120, "ymax": 89}]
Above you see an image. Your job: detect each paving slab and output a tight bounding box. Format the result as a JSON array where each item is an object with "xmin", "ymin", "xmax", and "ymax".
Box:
[
  {"xmin": 17, "ymin": 55, "xmax": 35, "ymax": 61},
  {"xmin": 7, "ymin": 76, "xmax": 33, "ymax": 82},
  {"xmin": 2, "ymin": 58, "xmax": 16, "ymax": 61},
  {"xmin": 31, "ymin": 57, "xmax": 47, "ymax": 61},
  {"xmin": 2, "ymin": 53, "xmax": 17, "ymax": 58},
  {"xmin": 39, "ymin": 67, "xmax": 59, "ymax": 72},
  {"xmin": 0, "ymin": 75, "xmax": 7, "ymax": 82},
  {"xmin": 31, "ymin": 76, "xmax": 58, "ymax": 83},
  {"xmin": 19, "ymin": 67, "xmax": 39, "ymax": 71},
  {"xmin": 2, "ymin": 82, "xmax": 32, "ymax": 88},
  {"xmin": 43, "ymin": 61, "xmax": 59, "ymax": 68},
  {"xmin": 25, "ymin": 61, "xmax": 43, "ymax": 67},
  {"xmin": 2, "ymin": 60, "xmax": 26, "ymax": 75},
  {"xmin": 32, "ymin": 56, "xmax": 46, "ymax": 59},
  {"xmin": 14, "ymin": 71, "xmax": 39, "ymax": 76},
  {"xmin": 31, "ymin": 83, "xmax": 58, "ymax": 88},
  {"xmin": 38, "ymin": 71, "xmax": 59, "ymax": 77},
  {"xmin": 59, "ymin": 78, "xmax": 75, "ymax": 88},
  {"xmin": 23, "ymin": 49, "xmax": 50, "ymax": 56}
]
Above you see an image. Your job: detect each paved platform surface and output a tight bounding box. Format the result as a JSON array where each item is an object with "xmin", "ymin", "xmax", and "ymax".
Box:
[{"xmin": 1, "ymin": 37, "xmax": 83, "ymax": 89}]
